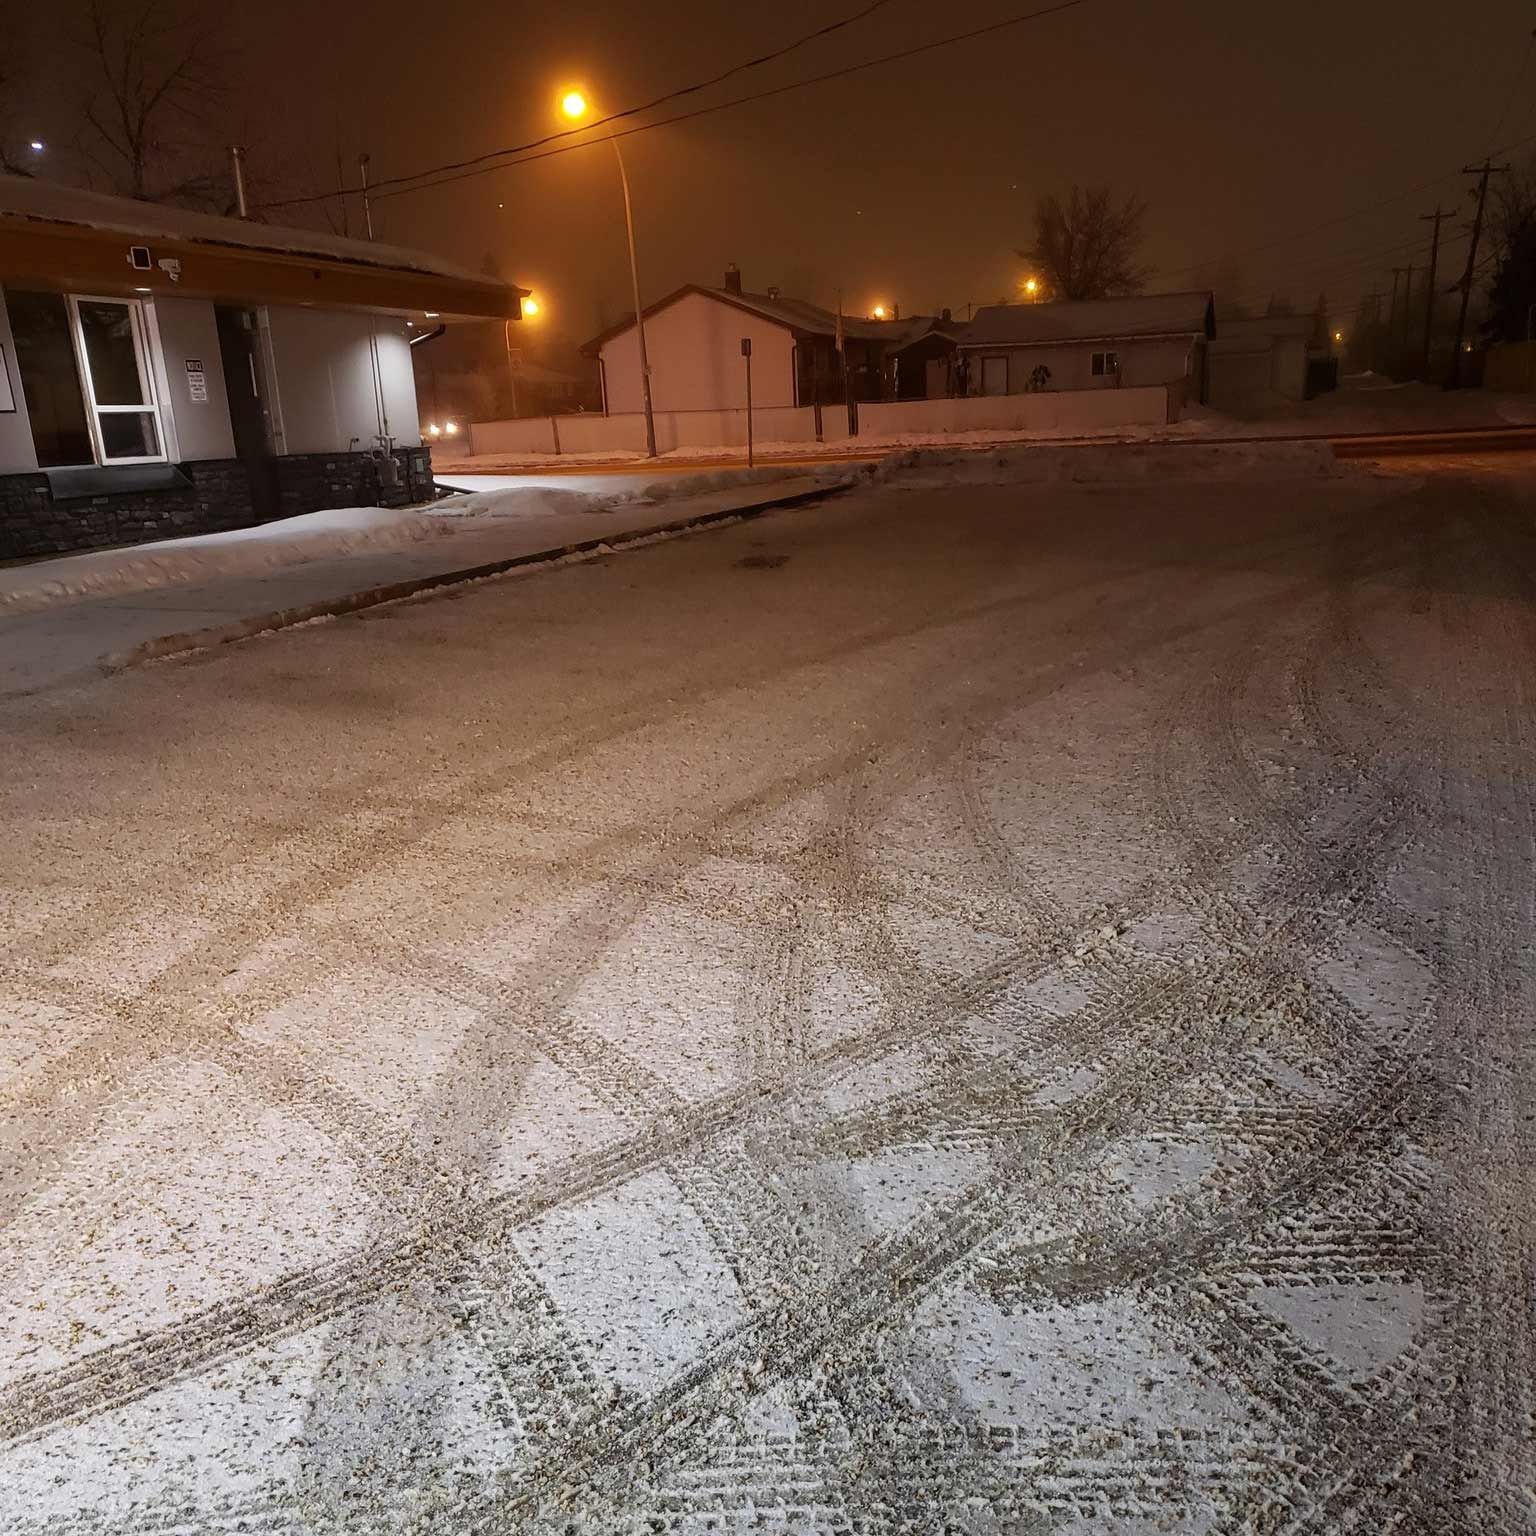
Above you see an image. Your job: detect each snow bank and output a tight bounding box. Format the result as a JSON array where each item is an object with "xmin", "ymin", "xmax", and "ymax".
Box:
[
  {"xmin": 871, "ymin": 437, "xmax": 1340, "ymax": 488},
  {"xmin": 0, "ymin": 469, "xmax": 821, "ymax": 617}
]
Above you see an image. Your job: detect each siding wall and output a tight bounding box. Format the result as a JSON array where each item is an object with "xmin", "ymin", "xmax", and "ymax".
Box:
[
  {"xmin": 148, "ymin": 295, "xmax": 236, "ymax": 461},
  {"xmin": 965, "ymin": 336, "xmax": 1200, "ymax": 395},
  {"xmin": 599, "ymin": 292, "xmax": 798, "ymax": 414},
  {"xmin": 264, "ymin": 307, "xmax": 421, "ymax": 454}
]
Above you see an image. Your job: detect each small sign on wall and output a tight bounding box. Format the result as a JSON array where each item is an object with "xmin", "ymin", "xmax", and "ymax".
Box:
[
  {"xmin": 0, "ymin": 343, "xmax": 15, "ymax": 413},
  {"xmin": 185, "ymin": 357, "xmax": 208, "ymax": 404}
]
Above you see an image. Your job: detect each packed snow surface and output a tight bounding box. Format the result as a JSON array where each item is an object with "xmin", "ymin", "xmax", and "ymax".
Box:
[{"xmin": 1, "ymin": 450, "xmax": 1532, "ymax": 1531}]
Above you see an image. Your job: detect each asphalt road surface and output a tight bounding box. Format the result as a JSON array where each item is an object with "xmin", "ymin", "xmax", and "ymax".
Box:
[{"xmin": 3, "ymin": 451, "xmax": 1534, "ymax": 1533}]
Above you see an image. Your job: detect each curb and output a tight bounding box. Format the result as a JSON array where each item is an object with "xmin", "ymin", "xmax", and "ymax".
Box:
[{"xmin": 99, "ymin": 478, "xmax": 854, "ymax": 675}]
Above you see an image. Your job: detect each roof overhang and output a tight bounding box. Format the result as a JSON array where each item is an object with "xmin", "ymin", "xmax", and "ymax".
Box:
[
  {"xmin": 958, "ymin": 329, "xmax": 1205, "ymax": 350},
  {"xmin": 0, "ymin": 214, "xmax": 523, "ymax": 321}
]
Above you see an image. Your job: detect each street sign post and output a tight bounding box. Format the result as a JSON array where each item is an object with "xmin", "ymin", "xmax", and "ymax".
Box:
[{"xmin": 741, "ymin": 337, "xmax": 754, "ymax": 469}]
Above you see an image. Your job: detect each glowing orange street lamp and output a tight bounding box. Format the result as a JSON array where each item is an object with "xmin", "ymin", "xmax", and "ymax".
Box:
[
  {"xmin": 522, "ymin": 296, "xmax": 541, "ymax": 318},
  {"xmin": 560, "ymin": 87, "xmax": 657, "ymax": 457},
  {"xmin": 871, "ymin": 303, "xmax": 889, "ymax": 320},
  {"xmin": 1023, "ymin": 276, "xmax": 1040, "ymax": 298}
]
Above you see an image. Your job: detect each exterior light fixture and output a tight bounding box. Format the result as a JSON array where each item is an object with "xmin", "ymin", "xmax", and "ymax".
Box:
[
  {"xmin": 561, "ymin": 91, "xmax": 588, "ymax": 120},
  {"xmin": 427, "ymin": 422, "xmax": 441, "ymax": 436},
  {"xmin": 523, "ymin": 296, "xmax": 540, "ymax": 317},
  {"xmin": 445, "ymin": 421, "xmax": 459, "ymax": 435},
  {"xmin": 872, "ymin": 304, "xmax": 888, "ymax": 320}
]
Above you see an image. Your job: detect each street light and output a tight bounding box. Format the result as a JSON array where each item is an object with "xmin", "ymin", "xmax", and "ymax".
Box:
[
  {"xmin": 523, "ymin": 296, "xmax": 540, "ymax": 318},
  {"xmin": 871, "ymin": 303, "xmax": 888, "ymax": 320},
  {"xmin": 560, "ymin": 87, "xmax": 657, "ymax": 456},
  {"xmin": 1023, "ymin": 276, "xmax": 1040, "ymax": 298}
]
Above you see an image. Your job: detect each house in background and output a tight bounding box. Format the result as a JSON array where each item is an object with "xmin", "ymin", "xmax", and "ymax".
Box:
[
  {"xmin": 0, "ymin": 174, "xmax": 521, "ymax": 559},
  {"xmin": 1208, "ymin": 312, "xmax": 1331, "ymax": 409},
  {"xmin": 581, "ymin": 266, "xmax": 962, "ymax": 415},
  {"xmin": 958, "ymin": 292, "xmax": 1216, "ymax": 402}
]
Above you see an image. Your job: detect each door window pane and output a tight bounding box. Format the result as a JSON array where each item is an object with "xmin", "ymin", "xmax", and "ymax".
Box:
[
  {"xmin": 77, "ymin": 300, "xmax": 148, "ymax": 406},
  {"xmin": 6, "ymin": 290, "xmax": 93, "ymax": 467},
  {"xmin": 98, "ymin": 411, "xmax": 161, "ymax": 460}
]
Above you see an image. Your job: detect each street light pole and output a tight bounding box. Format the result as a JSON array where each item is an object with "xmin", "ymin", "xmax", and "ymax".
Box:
[{"xmin": 611, "ymin": 141, "xmax": 658, "ymax": 458}]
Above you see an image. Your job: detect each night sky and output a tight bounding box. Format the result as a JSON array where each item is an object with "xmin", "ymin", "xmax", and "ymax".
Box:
[{"xmin": 20, "ymin": 0, "xmax": 1536, "ymax": 339}]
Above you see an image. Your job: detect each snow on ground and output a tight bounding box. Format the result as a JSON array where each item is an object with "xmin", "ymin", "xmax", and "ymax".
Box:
[
  {"xmin": 0, "ymin": 466, "xmax": 817, "ymax": 616},
  {"xmin": 1, "ymin": 453, "xmax": 1533, "ymax": 1531}
]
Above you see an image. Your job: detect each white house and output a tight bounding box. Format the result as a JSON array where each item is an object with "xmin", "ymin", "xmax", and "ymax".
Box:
[
  {"xmin": 582, "ymin": 268, "xmax": 959, "ymax": 414},
  {"xmin": 958, "ymin": 292, "xmax": 1215, "ymax": 402},
  {"xmin": 0, "ymin": 175, "xmax": 521, "ymax": 559}
]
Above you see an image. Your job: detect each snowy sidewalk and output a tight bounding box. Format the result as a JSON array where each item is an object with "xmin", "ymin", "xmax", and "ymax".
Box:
[{"xmin": 0, "ymin": 470, "xmax": 846, "ymax": 695}]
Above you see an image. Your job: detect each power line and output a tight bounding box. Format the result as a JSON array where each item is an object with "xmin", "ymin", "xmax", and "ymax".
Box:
[
  {"xmin": 1164, "ymin": 125, "xmax": 1536, "ymax": 286},
  {"xmin": 326, "ymin": 0, "xmax": 903, "ymax": 204},
  {"xmin": 258, "ymin": 0, "xmax": 1092, "ymax": 212}
]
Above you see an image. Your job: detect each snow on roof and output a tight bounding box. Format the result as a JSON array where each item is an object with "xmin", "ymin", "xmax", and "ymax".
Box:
[
  {"xmin": 582, "ymin": 282, "xmax": 962, "ymax": 353},
  {"xmin": 962, "ymin": 291, "xmax": 1215, "ymax": 348},
  {"xmin": 0, "ymin": 174, "xmax": 507, "ymax": 289}
]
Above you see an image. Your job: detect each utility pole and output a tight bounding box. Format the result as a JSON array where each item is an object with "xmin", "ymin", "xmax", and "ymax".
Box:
[
  {"xmin": 1389, "ymin": 267, "xmax": 1404, "ymax": 340},
  {"xmin": 1401, "ymin": 263, "xmax": 1414, "ymax": 347},
  {"xmin": 1448, "ymin": 160, "xmax": 1509, "ymax": 387},
  {"xmin": 1420, "ymin": 205, "xmax": 1447, "ymax": 377},
  {"xmin": 1364, "ymin": 288, "xmax": 1386, "ymax": 373}
]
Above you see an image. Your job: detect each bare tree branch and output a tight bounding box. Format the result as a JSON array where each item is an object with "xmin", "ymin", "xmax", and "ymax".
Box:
[
  {"xmin": 1019, "ymin": 186, "xmax": 1152, "ymax": 302},
  {"xmin": 75, "ymin": 0, "xmax": 233, "ymax": 207}
]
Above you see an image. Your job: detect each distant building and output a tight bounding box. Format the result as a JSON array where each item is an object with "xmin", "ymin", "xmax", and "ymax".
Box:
[
  {"xmin": 958, "ymin": 292, "xmax": 1216, "ymax": 402},
  {"xmin": 581, "ymin": 267, "xmax": 962, "ymax": 414},
  {"xmin": 1207, "ymin": 313, "xmax": 1314, "ymax": 408},
  {"xmin": 0, "ymin": 175, "xmax": 521, "ymax": 559}
]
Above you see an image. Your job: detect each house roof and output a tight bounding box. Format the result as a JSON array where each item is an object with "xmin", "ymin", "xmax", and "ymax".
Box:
[
  {"xmin": 1217, "ymin": 313, "xmax": 1314, "ymax": 339},
  {"xmin": 0, "ymin": 173, "xmax": 523, "ymax": 320},
  {"xmin": 960, "ymin": 291, "xmax": 1216, "ymax": 349},
  {"xmin": 581, "ymin": 283, "xmax": 962, "ymax": 354}
]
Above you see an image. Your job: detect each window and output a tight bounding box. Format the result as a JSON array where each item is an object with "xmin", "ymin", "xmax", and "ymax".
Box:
[
  {"xmin": 72, "ymin": 298, "xmax": 164, "ymax": 462},
  {"xmin": 1091, "ymin": 350, "xmax": 1120, "ymax": 378},
  {"xmin": 7, "ymin": 292, "xmax": 93, "ymax": 467},
  {"xmin": 7, "ymin": 291, "xmax": 165, "ymax": 467}
]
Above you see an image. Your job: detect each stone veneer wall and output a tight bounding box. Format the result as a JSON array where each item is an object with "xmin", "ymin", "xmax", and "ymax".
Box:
[
  {"xmin": 272, "ymin": 447, "xmax": 435, "ymax": 519},
  {"xmin": 0, "ymin": 448, "xmax": 435, "ymax": 561}
]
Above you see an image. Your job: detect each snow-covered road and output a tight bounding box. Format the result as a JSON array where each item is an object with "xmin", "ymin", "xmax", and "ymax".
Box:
[{"xmin": 2, "ymin": 453, "xmax": 1533, "ymax": 1532}]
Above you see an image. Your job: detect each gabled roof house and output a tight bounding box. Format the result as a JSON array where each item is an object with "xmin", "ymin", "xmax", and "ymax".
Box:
[
  {"xmin": 958, "ymin": 291, "xmax": 1215, "ymax": 400},
  {"xmin": 582, "ymin": 268, "xmax": 962, "ymax": 413}
]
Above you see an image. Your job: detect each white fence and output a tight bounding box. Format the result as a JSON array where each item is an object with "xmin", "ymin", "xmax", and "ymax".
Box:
[{"xmin": 467, "ymin": 386, "xmax": 1172, "ymax": 459}]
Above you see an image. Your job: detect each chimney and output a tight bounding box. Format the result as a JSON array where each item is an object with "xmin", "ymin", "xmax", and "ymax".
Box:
[
  {"xmin": 766, "ymin": 284, "xmax": 780, "ymax": 299},
  {"xmin": 941, "ymin": 307, "xmax": 952, "ymax": 323},
  {"xmin": 724, "ymin": 263, "xmax": 742, "ymax": 295}
]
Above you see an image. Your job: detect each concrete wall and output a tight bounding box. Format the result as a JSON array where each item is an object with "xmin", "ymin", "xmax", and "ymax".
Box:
[
  {"xmin": 0, "ymin": 286, "xmax": 40, "ymax": 474},
  {"xmin": 468, "ymin": 388, "xmax": 1167, "ymax": 458},
  {"xmin": 966, "ymin": 336, "xmax": 1199, "ymax": 395},
  {"xmin": 264, "ymin": 307, "xmax": 422, "ymax": 455},
  {"xmin": 860, "ymin": 387, "xmax": 1170, "ymax": 437},
  {"xmin": 147, "ymin": 296, "xmax": 236, "ymax": 462},
  {"xmin": 471, "ymin": 404, "xmax": 837, "ymax": 457},
  {"xmin": 599, "ymin": 291, "xmax": 798, "ymax": 414}
]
